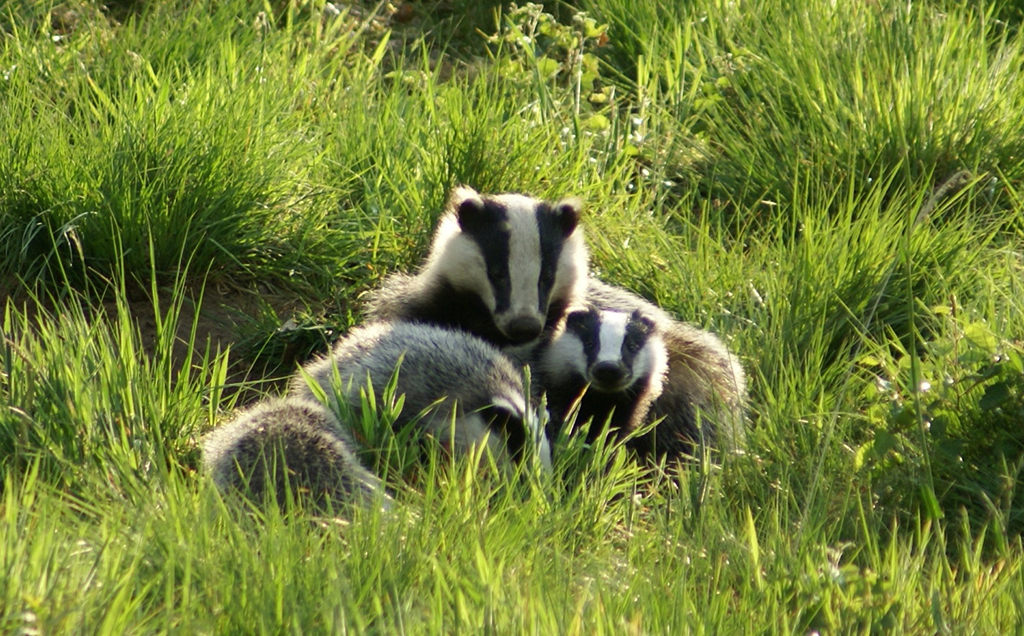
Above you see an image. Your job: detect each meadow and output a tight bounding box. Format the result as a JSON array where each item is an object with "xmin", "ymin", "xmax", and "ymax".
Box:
[{"xmin": 2, "ymin": 0, "xmax": 1024, "ymax": 631}]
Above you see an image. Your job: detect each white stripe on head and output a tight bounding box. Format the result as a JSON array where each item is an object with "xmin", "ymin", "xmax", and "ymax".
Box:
[
  {"xmin": 490, "ymin": 396, "xmax": 524, "ymax": 419},
  {"xmin": 596, "ymin": 311, "xmax": 629, "ymax": 364},
  {"xmin": 426, "ymin": 212, "xmax": 461, "ymax": 262},
  {"xmin": 422, "ymin": 187, "xmax": 495, "ymax": 308},
  {"xmin": 503, "ymin": 398, "xmax": 553, "ymax": 473},
  {"xmin": 487, "ymin": 397, "xmax": 552, "ymax": 471},
  {"xmin": 493, "ymin": 194, "xmax": 542, "ymax": 324},
  {"xmin": 512, "ymin": 401, "xmax": 552, "ymax": 471}
]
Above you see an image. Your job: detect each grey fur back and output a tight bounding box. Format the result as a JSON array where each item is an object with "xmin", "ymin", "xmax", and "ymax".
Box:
[
  {"xmin": 290, "ymin": 321, "xmax": 547, "ymax": 470},
  {"xmin": 202, "ymin": 397, "xmax": 387, "ymax": 511},
  {"xmin": 362, "ymin": 272, "xmax": 417, "ymax": 326}
]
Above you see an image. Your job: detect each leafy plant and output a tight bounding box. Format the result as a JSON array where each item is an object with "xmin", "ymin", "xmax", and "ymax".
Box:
[
  {"xmin": 489, "ymin": 3, "xmax": 611, "ymax": 127},
  {"xmin": 854, "ymin": 301, "xmax": 1024, "ymax": 536}
]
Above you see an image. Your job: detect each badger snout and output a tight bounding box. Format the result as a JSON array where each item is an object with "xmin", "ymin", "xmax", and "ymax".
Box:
[
  {"xmin": 589, "ymin": 361, "xmax": 631, "ymax": 391},
  {"xmin": 503, "ymin": 315, "xmax": 544, "ymax": 344}
]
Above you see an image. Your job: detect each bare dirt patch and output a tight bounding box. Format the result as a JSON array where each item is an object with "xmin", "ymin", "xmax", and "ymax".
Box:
[
  {"xmin": 118, "ymin": 282, "xmax": 322, "ymax": 407},
  {"xmin": 6, "ymin": 280, "xmax": 335, "ymax": 409}
]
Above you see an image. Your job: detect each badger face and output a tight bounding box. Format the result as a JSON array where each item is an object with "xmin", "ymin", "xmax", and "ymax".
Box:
[
  {"xmin": 481, "ymin": 398, "xmax": 553, "ymax": 473},
  {"xmin": 560, "ymin": 308, "xmax": 663, "ymax": 393},
  {"xmin": 430, "ymin": 186, "xmax": 586, "ymax": 346},
  {"xmin": 427, "ymin": 394, "xmax": 552, "ymax": 474}
]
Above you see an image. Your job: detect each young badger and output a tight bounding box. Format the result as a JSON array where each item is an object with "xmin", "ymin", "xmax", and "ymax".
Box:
[
  {"xmin": 202, "ymin": 397, "xmax": 388, "ymax": 510},
  {"xmin": 543, "ymin": 282, "xmax": 748, "ymax": 461},
  {"xmin": 535, "ymin": 307, "xmax": 666, "ymax": 445},
  {"xmin": 364, "ymin": 186, "xmax": 588, "ymax": 349},
  {"xmin": 289, "ymin": 321, "xmax": 552, "ymax": 473}
]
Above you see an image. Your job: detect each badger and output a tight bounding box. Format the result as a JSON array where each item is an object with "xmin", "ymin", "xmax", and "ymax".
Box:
[
  {"xmin": 289, "ymin": 321, "xmax": 552, "ymax": 474},
  {"xmin": 546, "ymin": 280, "xmax": 748, "ymax": 461},
  {"xmin": 202, "ymin": 397, "xmax": 389, "ymax": 511},
  {"xmin": 364, "ymin": 186, "xmax": 588, "ymax": 350},
  {"xmin": 535, "ymin": 306, "xmax": 667, "ymax": 445}
]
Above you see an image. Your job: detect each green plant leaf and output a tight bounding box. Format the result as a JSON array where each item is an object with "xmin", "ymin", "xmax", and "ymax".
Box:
[
  {"xmin": 963, "ymin": 322, "xmax": 999, "ymax": 354},
  {"xmin": 873, "ymin": 430, "xmax": 898, "ymax": 458},
  {"xmin": 979, "ymin": 381, "xmax": 1012, "ymax": 411}
]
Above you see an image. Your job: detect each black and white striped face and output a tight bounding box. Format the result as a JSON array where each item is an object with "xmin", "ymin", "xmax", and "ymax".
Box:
[
  {"xmin": 447, "ymin": 396, "xmax": 551, "ymax": 473},
  {"xmin": 429, "ymin": 186, "xmax": 587, "ymax": 345},
  {"xmin": 550, "ymin": 307, "xmax": 664, "ymax": 393},
  {"xmin": 478, "ymin": 398, "xmax": 552, "ymax": 473}
]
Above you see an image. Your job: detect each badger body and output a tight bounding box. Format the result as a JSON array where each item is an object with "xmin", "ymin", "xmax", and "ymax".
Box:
[
  {"xmin": 536, "ymin": 307, "xmax": 667, "ymax": 445},
  {"xmin": 202, "ymin": 397, "xmax": 388, "ymax": 511},
  {"xmin": 365, "ymin": 187, "xmax": 588, "ymax": 349},
  {"xmin": 554, "ymin": 279, "xmax": 748, "ymax": 460},
  {"xmin": 642, "ymin": 320, "xmax": 747, "ymax": 459},
  {"xmin": 290, "ymin": 321, "xmax": 551, "ymax": 472}
]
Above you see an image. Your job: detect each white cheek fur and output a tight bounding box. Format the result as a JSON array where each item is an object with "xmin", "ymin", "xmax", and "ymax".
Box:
[
  {"xmin": 436, "ymin": 236, "xmax": 495, "ymax": 310},
  {"xmin": 551, "ymin": 233, "xmax": 587, "ymax": 303},
  {"xmin": 542, "ymin": 333, "xmax": 588, "ymax": 378},
  {"xmin": 637, "ymin": 335, "xmax": 668, "ymax": 395}
]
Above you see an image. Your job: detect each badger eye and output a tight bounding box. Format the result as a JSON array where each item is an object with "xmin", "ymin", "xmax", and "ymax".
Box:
[
  {"xmin": 581, "ymin": 336, "xmax": 597, "ymax": 353},
  {"xmin": 625, "ymin": 337, "xmax": 641, "ymax": 353}
]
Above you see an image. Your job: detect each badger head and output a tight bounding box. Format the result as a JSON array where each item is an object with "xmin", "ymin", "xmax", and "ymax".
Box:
[
  {"xmin": 428, "ymin": 186, "xmax": 588, "ymax": 346},
  {"xmin": 445, "ymin": 396, "xmax": 552, "ymax": 474},
  {"xmin": 553, "ymin": 307, "xmax": 667, "ymax": 394}
]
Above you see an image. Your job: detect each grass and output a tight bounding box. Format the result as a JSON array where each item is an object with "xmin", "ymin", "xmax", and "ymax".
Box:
[{"xmin": 2, "ymin": 0, "xmax": 1024, "ymax": 631}]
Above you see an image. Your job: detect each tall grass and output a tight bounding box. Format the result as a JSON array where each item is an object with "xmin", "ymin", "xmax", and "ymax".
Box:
[
  {"xmin": 1, "ymin": 0, "xmax": 1023, "ymax": 631},
  {"xmin": 583, "ymin": 0, "xmax": 1024, "ymax": 223}
]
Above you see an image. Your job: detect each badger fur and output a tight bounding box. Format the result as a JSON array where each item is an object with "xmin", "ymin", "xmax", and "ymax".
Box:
[
  {"xmin": 289, "ymin": 321, "xmax": 552, "ymax": 473},
  {"xmin": 364, "ymin": 186, "xmax": 588, "ymax": 349},
  {"xmin": 571, "ymin": 279, "xmax": 748, "ymax": 460},
  {"xmin": 536, "ymin": 306, "xmax": 667, "ymax": 445},
  {"xmin": 202, "ymin": 397, "xmax": 388, "ymax": 511}
]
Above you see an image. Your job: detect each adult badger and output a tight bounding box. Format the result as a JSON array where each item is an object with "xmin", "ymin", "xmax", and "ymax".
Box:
[
  {"xmin": 365, "ymin": 186, "xmax": 588, "ymax": 349},
  {"xmin": 290, "ymin": 321, "xmax": 552, "ymax": 474},
  {"xmin": 202, "ymin": 397, "xmax": 389, "ymax": 511},
  {"xmin": 540, "ymin": 287, "xmax": 747, "ymax": 461}
]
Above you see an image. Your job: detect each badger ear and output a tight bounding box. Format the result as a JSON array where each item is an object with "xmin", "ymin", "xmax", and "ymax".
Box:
[
  {"xmin": 632, "ymin": 310, "xmax": 655, "ymax": 332},
  {"xmin": 553, "ymin": 198, "xmax": 583, "ymax": 236},
  {"xmin": 450, "ymin": 186, "xmax": 487, "ymax": 231},
  {"xmin": 565, "ymin": 307, "xmax": 592, "ymax": 328}
]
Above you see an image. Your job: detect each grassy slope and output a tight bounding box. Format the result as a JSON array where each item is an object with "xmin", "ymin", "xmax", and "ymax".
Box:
[{"xmin": 1, "ymin": 0, "xmax": 1023, "ymax": 632}]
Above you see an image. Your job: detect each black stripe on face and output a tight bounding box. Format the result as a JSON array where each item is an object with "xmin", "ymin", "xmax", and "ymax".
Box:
[
  {"xmin": 456, "ymin": 198, "xmax": 512, "ymax": 313},
  {"xmin": 620, "ymin": 311, "xmax": 655, "ymax": 370},
  {"xmin": 565, "ymin": 308, "xmax": 602, "ymax": 367},
  {"xmin": 535, "ymin": 202, "xmax": 570, "ymax": 313}
]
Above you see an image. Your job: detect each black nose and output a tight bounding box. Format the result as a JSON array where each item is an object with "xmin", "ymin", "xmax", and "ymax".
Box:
[
  {"xmin": 505, "ymin": 316, "xmax": 543, "ymax": 343},
  {"xmin": 590, "ymin": 361, "xmax": 627, "ymax": 389}
]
